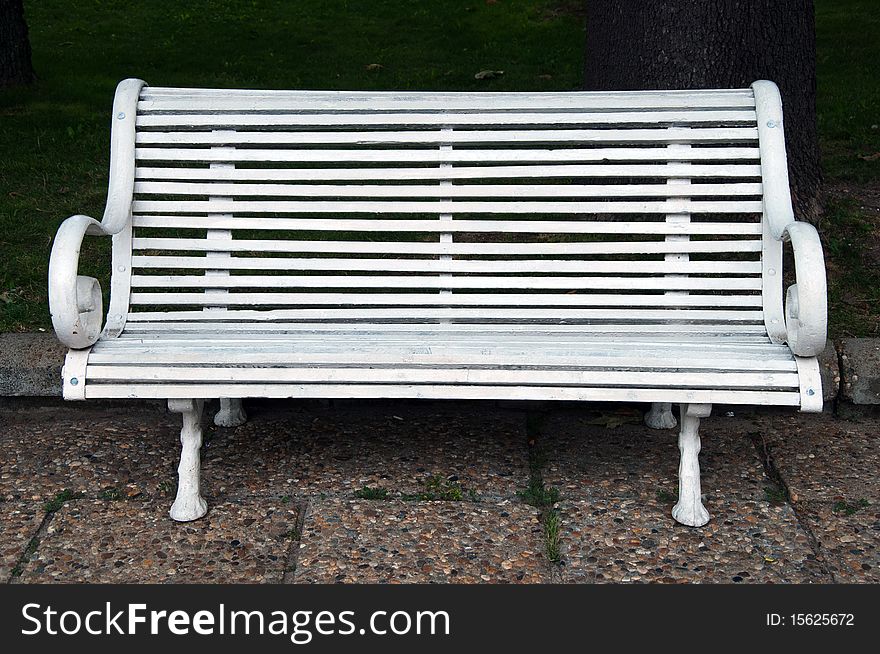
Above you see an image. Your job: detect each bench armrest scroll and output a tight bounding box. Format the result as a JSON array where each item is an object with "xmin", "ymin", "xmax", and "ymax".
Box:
[
  {"xmin": 780, "ymin": 221, "xmax": 827, "ymax": 357},
  {"xmin": 48, "ymin": 78, "xmax": 146, "ymax": 349},
  {"xmin": 49, "ymin": 215, "xmax": 112, "ymax": 348}
]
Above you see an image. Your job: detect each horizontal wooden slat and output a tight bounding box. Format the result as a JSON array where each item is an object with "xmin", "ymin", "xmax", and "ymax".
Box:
[
  {"xmin": 135, "ymin": 146, "xmax": 760, "ymax": 163},
  {"xmin": 105, "ymin": 331, "xmax": 778, "ymax": 346},
  {"xmin": 115, "ymin": 322, "xmax": 768, "ymax": 338},
  {"xmin": 89, "ymin": 354, "xmax": 794, "ymax": 372},
  {"xmin": 85, "ymin": 365, "xmax": 798, "ymax": 388},
  {"xmin": 136, "ymin": 127, "xmax": 758, "ymax": 146},
  {"xmin": 135, "ymin": 163, "xmax": 763, "ymax": 181},
  {"xmin": 130, "ymin": 237, "xmax": 763, "ymax": 255},
  {"xmin": 131, "ymin": 199, "xmax": 763, "ymax": 214},
  {"xmin": 90, "ymin": 334, "xmax": 793, "ymax": 357},
  {"xmin": 137, "ymin": 110, "xmax": 757, "ymax": 129},
  {"xmin": 133, "ymin": 181, "xmax": 763, "ymax": 198},
  {"xmin": 131, "ymin": 256, "xmax": 762, "ymax": 275},
  {"xmin": 131, "ymin": 293, "xmax": 763, "ymax": 311},
  {"xmin": 130, "ymin": 274, "xmax": 761, "ymax": 291},
  {"xmin": 131, "ymin": 272, "xmax": 761, "ymax": 291},
  {"xmin": 131, "ymin": 216, "xmax": 762, "ymax": 234},
  {"xmin": 84, "ymin": 384, "xmax": 798, "ymax": 405},
  {"xmin": 89, "ymin": 336, "xmax": 797, "ymax": 362},
  {"xmin": 125, "ymin": 290, "xmax": 763, "ymax": 308},
  {"xmin": 142, "ymin": 87, "xmax": 754, "ymax": 98},
  {"xmin": 120, "ymin": 314, "xmax": 771, "ymax": 334},
  {"xmin": 137, "ymin": 91, "xmax": 756, "ymax": 112}
]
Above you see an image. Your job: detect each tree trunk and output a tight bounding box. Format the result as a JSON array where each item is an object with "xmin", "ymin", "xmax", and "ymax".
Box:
[
  {"xmin": 584, "ymin": 0, "xmax": 820, "ymax": 222},
  {"xmin": 0, "ymin": 0, "xmax": 35, "ymax": 88}
]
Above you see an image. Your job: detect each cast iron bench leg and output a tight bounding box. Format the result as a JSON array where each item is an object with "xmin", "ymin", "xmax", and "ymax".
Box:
[
  {"xmin": 644, "ymin": 402, "xmax": 677, "ymax": 429},
  {"xmin": 214, "ymin": 398, "xmax": 247, "ymax": 427},
  {"xmin": 672, "ymin": 403, "xmax": 712, "ymax": 527},
  {"xmin": 168, "ymin": 399, "xmax": 208, "ymax": 522}
]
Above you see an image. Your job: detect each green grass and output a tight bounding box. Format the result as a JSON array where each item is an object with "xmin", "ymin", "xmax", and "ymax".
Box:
[
  {"xmin": 816, "ymin": 0, "xmax": 880, "ymax": 181},
  {"xmin": 832, "ymin": 498, "xmax": 869, "ymax": 516},
  {"xmin": 824, "ymin": 197, "xmax": 880, "ymax": 337},
  {"xmin": 517, "ymin": 477, "xmax": 560, "ymax": 507},
  {"xmin": 542, "ymin": 509, "xmax": 561, "ymax": 564},
  {"xmin": 43, "ymin": 489, "xmax": 82, "ymax": 513},
  {"xmin": 763, "ymin": 485, "xmax": 789, "ymax": 506},
  {"xmin": 98, "ymin": 486, "xmax": 123, "ymax": 501},
  {"xmin": 354, "ymin": 486, "xmax": 391, "ymax": 501},
  {"xmin": 1, "ymin": 0, "xmax": 878, "ymax": 334},
  {"xmin": 401, "ymin": 475, "xmax": 467, "ymax": 501}
]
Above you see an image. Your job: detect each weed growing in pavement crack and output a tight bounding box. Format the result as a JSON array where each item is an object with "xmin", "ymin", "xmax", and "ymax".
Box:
[
  {"xmin": 10, "ymin": 536, "xmax": 40, "ymax": 578},
  {"xmin": 354, "ymin": 486, "xmax": 390, "ymax": 500},
  {"xmin": 764, "ymin": 485, "xmax": 789, "ymax": 505},
  {"xmin": 521, "ymin": 412, "xmax": 563, "ymax": 565},
  {"xmin": 99, "ymin": 487, "xmax": 123, "ymax": 501},
  {"xmin": 543, "ymin": 510, "xmax": 561, "ymax": 563},
  {"xmin": 43, "ymin": 489, "xmax": 83, "ymax": 513},
  {"xmin": 832, "ymin": 498, "xmax": 870, "ymax": 515}
]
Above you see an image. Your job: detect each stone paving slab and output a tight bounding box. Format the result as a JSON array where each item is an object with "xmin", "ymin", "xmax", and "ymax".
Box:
[
  {"xmin": 541, "ymin": 407, "xmax": 771, "ymax": 502},
  {"xmin": 558, "ymin": 495, "xmax": 829, "ymax": 583},
  {"xmin": 19, "ymin": 497, "xmax": 300, "ymax": 583},
  {"xmin": 204, "ymin": 403, "xmax": 529, "ymax": 499},
  {"xmin": 0, "ymin": 405, "xmax": 179, "ymax": 501},
  {"xmin": 750, "ymin": 412, "xmax": 880, "ymax": 503},
  {"xmin": 0, "ymin": 501, "xmax": 43, "ymax": 580},
  {"xmin": 293, "ymin": 499, "xmax": 547, "ymax": 583},
  {"xmin": 798, "ymin": 501, "xmax": 879, "ymax": 583}
]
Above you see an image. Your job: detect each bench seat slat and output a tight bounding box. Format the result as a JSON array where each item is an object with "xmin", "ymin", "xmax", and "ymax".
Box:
[
  {"xmin": 118, "ymin": 323, "xmax": 774, "ymax": 339},
  {"xmin": 134, "ymin": 146, "xmax": 760, "ymax": 163},
  {"xmin": 136, "ymin": 127, "xmax": 758, "ymax": 146},
  {"xmin": 137, "ymin": 110, "xmax": 757, "ymax": 129},
  {"xmin": 129, "ymin": 275, "xmax": 761, "ymax": 291},
  {"xmin": 130, "ymin": 216, "xmax": 762, "ymax": 234},
  {"xmin": 84, "ymin": 384, "xmax": 799, "ymax": 405},
  {"xmin": 85, "ymin": 365, "xmax": 799, "ymax": 388},
  {"xmin": 124, "ymin": 290, "xmax": 763, "ymax": 307},
  {"xmin": 133, "ymin": 182, "xmax": 763, "ymax": 198},
  {"xmin": 88, "ymin": 334, "xmax": 797, "ymax": 369},
  {"xmin": 88, "ymin": 353, "xmax": 796, "ymax": 372},
  {"xmin": 131, "ymin": 256, "xmax": 762, "ymax": 275},
  {"xmin": 135, "ymin": 163, "xmax": 763, "ymax": 181},
  {"xmin": 131, "ymin": 199, "xmax": 763, "ymax": 214},
  {"xmin": 130, "ymin": 237, "xmax": 763, "ymax": 255},
  {"xmin": 122, "ymin": 312, "xmax": 769, "ymax": 332},
  {"xmin": 136, "ymin": 92, "xmax": 756, "ymax": 112}
]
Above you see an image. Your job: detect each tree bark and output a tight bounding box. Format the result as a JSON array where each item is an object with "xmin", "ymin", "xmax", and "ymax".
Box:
[
  {"xmin": 0, "ymin": 0, "xmax": 35, "ymax": 88},
  {"xmin": 584, "ymin": 0, "xmax": 821, "ymax": 222}
]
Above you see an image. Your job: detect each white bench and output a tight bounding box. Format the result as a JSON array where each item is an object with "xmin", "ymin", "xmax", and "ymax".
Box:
[{"xmin": 49, "ymin": 79, "xmax": 827, "ymax": 527}]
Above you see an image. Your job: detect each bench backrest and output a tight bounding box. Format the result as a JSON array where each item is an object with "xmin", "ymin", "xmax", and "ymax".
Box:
[{"xmin": 124, "ymin": 85, "xmax": 778, "ymax": 337}]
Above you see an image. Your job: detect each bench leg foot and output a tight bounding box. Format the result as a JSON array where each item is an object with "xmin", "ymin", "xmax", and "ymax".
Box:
[
  {"xmin": 672, "ymin": 403, "xmax": 712, "ymax": 527},
  {"xmin": 214, "ymin": 398, "xmax": 247, "ymax": 427},
  {"xmin": 168, "ymin": 399, "xmax": 208, "ymax": 522},
  {"xmin": 644, "ymin": 402, "xmax": 677, "ymax": 429}
]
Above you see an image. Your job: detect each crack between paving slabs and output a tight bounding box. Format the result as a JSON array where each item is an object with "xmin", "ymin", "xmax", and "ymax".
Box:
[
  {"xmin": 748, "ymin": 431, "xmax": 839, "ymax": 582},
  {"xmin": 281, "ymin": 499, "xmax": 310, "ymax": 583}
]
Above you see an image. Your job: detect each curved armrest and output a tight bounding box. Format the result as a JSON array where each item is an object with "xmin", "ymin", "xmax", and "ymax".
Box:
[
  {"xmin": 780, "ymin": 221, "xmax": 827, "ymax": 357},
  {"xmin": 49, "ymin": 215, "xmax": 111, "ymax": 348},
  {"xmin": 48, "ymin": 78, "xmax": 146, "ymax": 350}
]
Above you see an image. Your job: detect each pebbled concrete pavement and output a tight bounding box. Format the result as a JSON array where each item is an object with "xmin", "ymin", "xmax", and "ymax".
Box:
[{"xmin": 0, "ymin": 399, "xmax": 876, "ymax": 584}]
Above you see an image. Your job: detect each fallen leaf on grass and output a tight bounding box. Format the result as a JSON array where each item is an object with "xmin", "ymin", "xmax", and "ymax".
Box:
[{"xmin": 474, "ymin": 70, "xmax": 504, "ymax": 80}]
